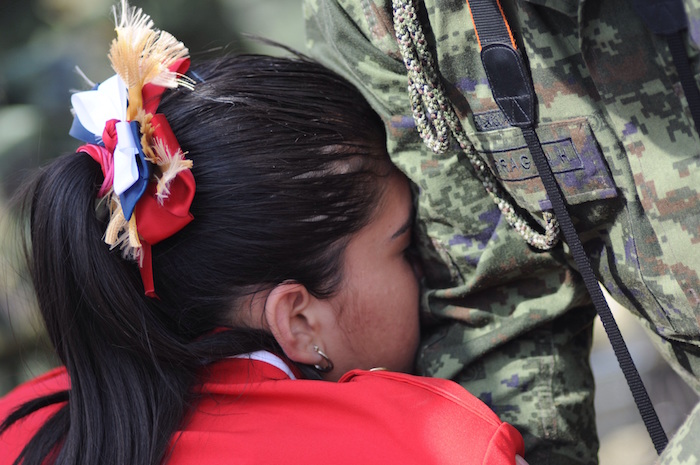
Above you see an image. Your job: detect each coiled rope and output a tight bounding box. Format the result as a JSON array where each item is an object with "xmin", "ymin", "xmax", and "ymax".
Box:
[{"xmin": 392, "ymin": 0, "xmax": 560, "ymax": 250}]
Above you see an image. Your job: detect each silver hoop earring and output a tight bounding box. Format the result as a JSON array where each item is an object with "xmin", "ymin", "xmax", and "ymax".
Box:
[{"xmin": 313, "ymin": 345, "xmax": 334, "ymax": 373}]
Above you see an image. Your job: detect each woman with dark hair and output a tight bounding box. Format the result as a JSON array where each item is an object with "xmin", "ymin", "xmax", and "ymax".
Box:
[{"xmin": 0, "ymin": 2, "xmax": 526, "ymax": 464}]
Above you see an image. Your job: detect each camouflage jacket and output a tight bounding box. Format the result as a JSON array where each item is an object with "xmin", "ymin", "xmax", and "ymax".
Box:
[{"xmin": 305, "ymin": 0, "xmax": 700, "ymax": 463}]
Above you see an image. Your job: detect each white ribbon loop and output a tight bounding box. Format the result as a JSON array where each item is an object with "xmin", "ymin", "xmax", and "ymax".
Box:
[
  {"xmin": 113, "ymin": 121, "xmax": 141, "ymax": 196},
  {"xmin": 70, "ymin": 74, "xmax": 128, "ymax": 137},
  {"xmin": 71, "ymin": 74, "xmax": 140, "ymax": 197}
]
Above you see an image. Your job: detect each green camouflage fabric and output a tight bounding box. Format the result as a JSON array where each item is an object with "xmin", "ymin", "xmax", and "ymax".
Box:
[
  {"xmin": 304, "ymin": 0, "xmax": 700, "ymax": 463},
  {"xmin": 658, "ymin": 401, "xmax": 700, "ymax": 465}
]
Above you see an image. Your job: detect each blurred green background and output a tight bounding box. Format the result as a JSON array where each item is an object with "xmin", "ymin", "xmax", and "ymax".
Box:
[{"xmin": 0, "ymin": 0, "xmax": 305, "ymax": 395}]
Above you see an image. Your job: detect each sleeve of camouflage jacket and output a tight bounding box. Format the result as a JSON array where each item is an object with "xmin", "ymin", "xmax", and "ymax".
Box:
[
  {"xmin": 305, "ymin": 0, "xmax": 700, "ymax": 462},
  {"xmin": 303, "ymin": 1, "xmax": 600, "ymax": 464}
]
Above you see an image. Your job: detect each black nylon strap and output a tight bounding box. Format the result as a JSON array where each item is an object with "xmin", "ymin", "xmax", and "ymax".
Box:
[
  {"xmin": 467, "ymin": 0, "xmax": 513, "ymax": 46},
  {"xmin": 521, "ymin": 127, "xmax": 669, "ymax": 454},
  {"xmin": 468, "ymin": 0, "xmax": 669, "ymax": 454}
]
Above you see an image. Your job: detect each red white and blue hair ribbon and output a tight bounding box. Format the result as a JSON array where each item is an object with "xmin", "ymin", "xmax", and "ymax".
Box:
[{"xmin": 69, "ymin": 0, "xmax": 195, "ymax": 298}]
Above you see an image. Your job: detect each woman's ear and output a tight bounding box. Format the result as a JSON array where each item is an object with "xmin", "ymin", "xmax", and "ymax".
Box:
[{"xmin": 264, "ymin": 283, "xmax": 326, "ymax": 366}]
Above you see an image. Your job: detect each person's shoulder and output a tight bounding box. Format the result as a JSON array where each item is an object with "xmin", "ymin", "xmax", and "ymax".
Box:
[
  {"xmin": 174, "ymin": 365, "xmax": 525, "ymax": 465},
  {"xmin": 337, "ymin": 369, "xmax": 525, "ymax": 464},
  {"xmin": 340, "ymin": 369, "xmax": 495, "ymax": 412}
]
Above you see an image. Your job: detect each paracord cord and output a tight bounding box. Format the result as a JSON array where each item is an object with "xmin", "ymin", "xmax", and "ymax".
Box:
[{"xmin": 392, "ymin": 0, "xmax": 559, "ymax": 250}]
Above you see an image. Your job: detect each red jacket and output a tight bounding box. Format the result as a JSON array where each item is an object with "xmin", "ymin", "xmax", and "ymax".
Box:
[{"xmin": 0, "ymin": 352, "xmax": 524, "ymax": 464}]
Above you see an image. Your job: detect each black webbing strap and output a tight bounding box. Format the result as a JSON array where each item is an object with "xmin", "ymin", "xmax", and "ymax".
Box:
[
  {"xmin": 465, "ymin": 0, "xmax": 669, "ymax": 454},
  {"xmin": 631, "ymin": 0, "xmax": 700, "ymax": 138}
]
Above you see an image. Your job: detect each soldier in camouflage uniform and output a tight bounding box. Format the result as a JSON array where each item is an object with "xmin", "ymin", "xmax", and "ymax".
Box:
[{"xmin": 303, "ymin": 1, "xmax": 700, "ymax": 464}]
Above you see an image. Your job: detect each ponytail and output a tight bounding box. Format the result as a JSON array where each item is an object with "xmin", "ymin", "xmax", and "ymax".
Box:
[{"xmin": 7, "ymin": 154, "xmax": 195, "ymax": 464}]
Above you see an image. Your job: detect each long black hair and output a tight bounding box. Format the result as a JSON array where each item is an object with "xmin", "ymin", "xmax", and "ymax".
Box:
[{"xmin": 1, "ymin": 54, "xmax": 390, "ymax": 465}]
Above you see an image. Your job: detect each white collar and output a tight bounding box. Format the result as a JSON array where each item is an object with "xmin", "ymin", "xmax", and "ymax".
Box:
[{"xmin": 232, "ymin": 350, "xmax": 297, "ymax": 380}]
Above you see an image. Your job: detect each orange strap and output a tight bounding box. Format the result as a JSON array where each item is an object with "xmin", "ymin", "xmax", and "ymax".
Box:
[{"xmin": 465, "ymin": 0, "xmax": 517, "ymax": 50}]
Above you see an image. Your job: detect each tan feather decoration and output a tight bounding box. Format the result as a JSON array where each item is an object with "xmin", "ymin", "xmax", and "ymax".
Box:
[
  {"xmin": 109, "ymin": 0, "xmax": 190, "ymax": 120},
  {"xmin": 153, "ymin": 140, "xmax": 193, "ymax": 203},
  {"xmin": 97, "ymin": 0, "xmax": 193, "ymax": 263}
]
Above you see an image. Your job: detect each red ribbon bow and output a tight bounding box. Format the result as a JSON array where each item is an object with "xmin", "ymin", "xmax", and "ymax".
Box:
[{"xmin": 78, "ymin": 58, "xmax": 195, "ymax": 298}]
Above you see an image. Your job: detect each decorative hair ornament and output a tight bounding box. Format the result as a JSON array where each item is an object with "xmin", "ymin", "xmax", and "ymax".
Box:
[{"xmin": 69, "ymin": 0, "xmax": 196, "ymax": 297}]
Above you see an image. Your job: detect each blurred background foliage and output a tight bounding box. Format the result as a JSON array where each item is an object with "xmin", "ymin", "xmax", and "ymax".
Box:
[{"xmin": 0, "ymin": 0, "xmax": 305, "ymax": 395}]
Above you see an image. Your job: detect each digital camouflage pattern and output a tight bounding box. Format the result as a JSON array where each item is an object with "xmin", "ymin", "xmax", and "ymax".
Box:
[
  {"xmin": 658, "ymin": 400, "xmax": 700, "ymax": 464},
  {"xmin": 304, "ymin": 1, "xmax": 700, "ymax": 464}
]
